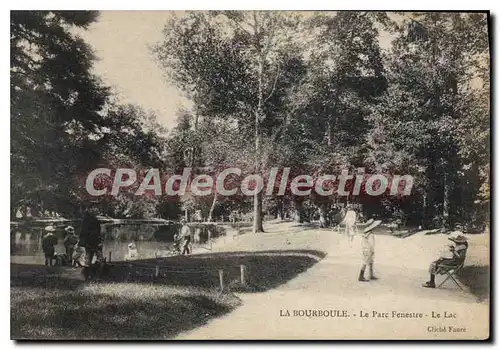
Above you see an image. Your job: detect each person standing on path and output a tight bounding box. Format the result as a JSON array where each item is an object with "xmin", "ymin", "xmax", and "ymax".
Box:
[
  {"xmin": 79, "ymin": 206, "xmax": 103, "ymax": 267},
  {"xmin": 358, "ymin": 220, "xmax": 381, "ymax": 282},
  {"xmin": 42, "ymin": 225, "xmax": 58, "ymax": 266},
  {"xmin": 179, "ymin": 218, "xmax": 192, "ymax": 255},
  {"xmin": 344, "ymin": 205, "xmax": 357, "ymax": 242}
]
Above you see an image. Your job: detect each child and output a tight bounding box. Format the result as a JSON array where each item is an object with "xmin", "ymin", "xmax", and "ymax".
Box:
[
  {"xmin": 63, "ymin": 226, "xmax": 78, "ymax": 260},
  {"xmin": 172, "ymin": 232, "xmax": 181, "ymax": 254},
  {"xmin": 42, "ymin": 226, "xmax": 58, "ymax": 266},
  {"xmin": 358, "ymin": 220, "xmax": 382, "ymax": 282},
  {"xmin": 54, "ymin": 252, "xmax": 70, "ymax": 266},
  {"xmin": 72, "ymin": 241, "xmax": 85, "ymax": 267},
  {"xmin": 126, "ymin": 242, "xmax": 139, "ymax": 261}
]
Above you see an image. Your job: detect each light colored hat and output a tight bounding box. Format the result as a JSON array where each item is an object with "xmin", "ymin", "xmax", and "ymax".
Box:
[
  {"xmin": 65, "ymin": 226, "xmax": 75, "ymax": 233},
  {"xmin": 363, "ymin": 220, "xmax": 382, "ymax": 233},
  {"xmin": 448, "ymin": 234, "xmax": 468, "ymax": 244},
  {"xmin": 45, "ymin": 225, "xmax": 56, "ymax": 232}
]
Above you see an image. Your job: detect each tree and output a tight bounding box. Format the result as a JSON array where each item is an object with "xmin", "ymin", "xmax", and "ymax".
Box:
[
  {"xmin": 154, "ymin": 11, "xmax": 489, "ymax": 231},
  {"xmin": 11, "ymin": 11, "xmax": 171, "ymax": 219},
  {"xmin": 11, "ymin": 11, "xmax": 109, "ymax": 217},
  {"xmin": 365, "ymin": 12, "xmax": 489, "ymax": 229},
  {"xmin": 154, "ymin": 11, "xmax": 306, "ymax": 232},
  {"xmin": 280, "ymin": 12, "xmax": 388, "ymax": 225}
]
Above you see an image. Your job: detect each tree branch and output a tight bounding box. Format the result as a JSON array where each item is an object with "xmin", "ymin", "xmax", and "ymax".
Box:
[
  {"xmin": 226, "ymin": 14, "xmax": 253, "ymax": 36},
  {"xmin": 263, "ymin": 63, "xmax": 280, "ymax": 103}
]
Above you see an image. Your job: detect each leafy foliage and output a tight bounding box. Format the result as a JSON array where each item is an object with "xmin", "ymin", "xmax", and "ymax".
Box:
[
  {"xmin": 12, "ymin": 11, "xmax": 489, "ymax": 231},
  {"xmin": 11, "ymin": 11, "xmax": 169, "ymax": 219}
]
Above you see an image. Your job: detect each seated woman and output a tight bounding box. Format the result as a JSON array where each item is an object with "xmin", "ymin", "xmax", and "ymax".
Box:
[{"xmin": 423, "ymin": 234, "xmax": 468, "ymax": 288}]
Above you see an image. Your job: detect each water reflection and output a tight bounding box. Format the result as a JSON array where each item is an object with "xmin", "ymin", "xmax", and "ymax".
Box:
[{"xmin": 11, "ymin": 222, "xmax": 226, "ymax": 263}]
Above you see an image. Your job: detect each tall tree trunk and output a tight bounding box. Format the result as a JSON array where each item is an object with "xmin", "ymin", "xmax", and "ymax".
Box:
[
  {"xmin": 293, "ymin": 197, "xmax": 303, "ymax": 223},
  {"xmin": 443, "ymin": 165, "xmax": 451, "ymax": 230},
  {"xmin": 422, "ymin": 191, "xmax": 427, "ymax": 229},
  {"xmin": 325, "ymin": 121, "xmax": 331, "ymax": 146},
  {"xmin": 253, "ymin": 52, "xmax": 264, "ymax": 233},
  {"xmin": 277, "ymin": 197, "xmax": 284, "ymax": 220},
  {"xmin": 253, "ymin": 191, "xmax": 264, "ymax": 232},
  {"xmin": 183, "ymin": 109, "xmax": 200, "ymax": 223},
  {"xmin": 208, "ymin": 193, "xmax": 217, "ymax": 222},
  {"xmin": 319, "ymin": 203, "xmax": 328, "ymax": 228},
  {"xmin": 192, "ymin": 110, "xmax": 200, "ymax": 168},
  {"xmin": 253, "ymin": 127, "xmax": 264, "ymax": 232}
]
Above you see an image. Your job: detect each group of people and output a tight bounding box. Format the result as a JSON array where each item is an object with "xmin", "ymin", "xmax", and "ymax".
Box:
[
  {"xmin": 41, "ymin": 204, "xmax": 467, "ymax": 289},
  {"xmin": 41, "ymin": 225, "xmax": 84, "ymax": 266},
  {"xmin": 340, "ymin": 205, "xmax": 469, "ymax": 288},
  {"xmin": 41, "ymin": 208, "xmax": 194, "ymax": 267},
  {"xmin": 41, "ymin": 206, "xmax": 103, "ymax": 267}
]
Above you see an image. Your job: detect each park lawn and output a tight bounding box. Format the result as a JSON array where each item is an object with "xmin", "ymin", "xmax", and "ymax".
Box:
[
  {"xmin": 12, "ymin": 223, "xmax": 489, "ymax": 339},
  {"xmin": 11, "ymin": 222, "xmax": 329, "ymax": 340},
  {"xmin": 11, "ymin": 280, "xmax": 240, "ymax": 340}
]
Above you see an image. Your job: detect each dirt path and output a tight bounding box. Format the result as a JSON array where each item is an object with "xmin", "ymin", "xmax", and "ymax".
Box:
[{"xmin": 177, "ymin": 223, "xmax": 489, "ymax": 340}]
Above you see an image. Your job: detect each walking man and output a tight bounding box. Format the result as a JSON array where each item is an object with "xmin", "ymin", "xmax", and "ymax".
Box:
[{"xmin": 42, "ymin": 225, "xmax": 58, "ymax": 266}]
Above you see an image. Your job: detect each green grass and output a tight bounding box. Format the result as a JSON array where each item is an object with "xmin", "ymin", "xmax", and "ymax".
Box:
[
  {"xmin": 10, "ymin": 247, "xmax": 324, "ymax": 339},
  {"xmin": 11, "ymin": 281, "xmax": 240, "ymax": 340},
  {"xmin": 11, "ymin": 222, "xmax": 327, "ymax": 340}
]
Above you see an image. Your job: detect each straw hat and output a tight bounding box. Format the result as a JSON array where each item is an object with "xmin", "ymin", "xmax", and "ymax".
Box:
[
  {"xmin": 363, "ymin": 220, "xmax": 382, "ymax": 233},
  {"xmin": 65, "ymin": 226, "xmax": 75, "ymax": 233},
  {"xmin": 45, "ymin": 225, "xmax": 56, "ymax": 232}
]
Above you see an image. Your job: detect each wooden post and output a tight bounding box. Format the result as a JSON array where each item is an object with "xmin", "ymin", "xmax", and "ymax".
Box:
[
  {"xmin": 218, "ymin": 269, "xmax": 224, "ymax": 290},
  {"xmin": 155, "ymin": 265, "xmax": 159, "ymax": 278},
  {"xmin": 108, "ymin": 251, "xmax": 112, "ymax": 263},
  {"xmin": 240, "ymin": 265, "xmax": 247, "ymax": 286}
]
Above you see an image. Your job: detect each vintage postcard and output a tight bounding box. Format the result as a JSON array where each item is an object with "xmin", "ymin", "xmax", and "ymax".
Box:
[{"xmin": 10, "ymin": 10, "xmax": 490, "ymax": 340}]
